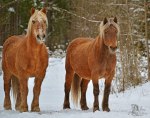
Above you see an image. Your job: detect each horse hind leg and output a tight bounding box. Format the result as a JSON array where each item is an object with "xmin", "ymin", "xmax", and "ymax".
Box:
[
  {"xmin": 11, "ymin": 76, "xmax": 21, "ymax": 111},
  {"xmin": 15, "ymin": 84, "xmax": 21, "ymax": 111},
  {"xmin": 80, "ymin": 79, "xmax": 90, "ymax": 110},
  {"xmin": 3, "ymin": 72, "xmax": 12, "ymax": 110},
  {"xmin": 63, "ymin": 61, "xmax": 74, "ymax": 109}
]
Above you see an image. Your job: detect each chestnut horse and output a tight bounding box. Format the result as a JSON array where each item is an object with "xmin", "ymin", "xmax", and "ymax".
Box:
[
  {"xmin": 63, "ymin": 17, "xmax": 120, "ymax": 112},
  {"xmin": 2, "ymin": 8, "xmax": 48, "ymax": 112}
]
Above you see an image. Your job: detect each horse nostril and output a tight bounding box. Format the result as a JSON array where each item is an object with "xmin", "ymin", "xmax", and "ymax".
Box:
[
  {"xmin": 43, "ymin": 34, "xmax": 45, "ymax": 38},
  {"xmin": 110, "ymin": 46, "xmax": 117, "ymax": 50},
  {"xmin": 114, "ymin": 46, "xmax": 117, "ymax": 49},
  {"xmin": 37, "ymin": 35, "xmax": 40, "ymax": 39}
]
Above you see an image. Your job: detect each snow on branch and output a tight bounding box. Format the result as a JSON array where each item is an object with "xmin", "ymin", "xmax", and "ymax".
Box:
[{"xmin": 105, "ymin": 3, "xmax": 144, "ymax": 8}]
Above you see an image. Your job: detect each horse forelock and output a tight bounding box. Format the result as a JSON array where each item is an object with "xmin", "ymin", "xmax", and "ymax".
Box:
[
  {"xmin": 26, "ymin": 9, "xmax": 48, "ymax": 37},
  {"xmin": 99, "ymin": 19, "xmax": 120, "ymax": 39},
  {"xmin": 38, "ymin": 11, "xmax": 48, "ymax": 26}
]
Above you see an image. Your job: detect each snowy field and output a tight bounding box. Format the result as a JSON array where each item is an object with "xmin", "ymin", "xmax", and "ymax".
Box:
[{"xmin": 0, "ymin": 58, "xmax": 150, "ymax": 118}]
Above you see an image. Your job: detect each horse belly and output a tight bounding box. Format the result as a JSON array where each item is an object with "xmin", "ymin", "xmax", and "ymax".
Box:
[
  {"xmin": 70, "ymin": 52, "xmax": 91, "ymax": 79},
  {"xmin": 67, "ymin": 38, "xmax": 92, "ymax": 79},
  {"xmin": 73, "ymin": 64, "xmax": 91, "ymax": 79}
]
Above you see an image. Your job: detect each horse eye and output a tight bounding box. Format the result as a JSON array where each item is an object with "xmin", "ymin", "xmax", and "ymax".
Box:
[
  {"xmin": 44, "ymin": 20, "xmax": 46, "ymax": 24},
  {"xmin": 105, "ymin": 30, "xmax": 108, "ymax": 33},
  {"xmin": 32, "ymin": 20, "xmax": 35, "ymax": 24},
  {"xmin": 114, "ymin": 30, "xmax": 117, "ymax": 33}
]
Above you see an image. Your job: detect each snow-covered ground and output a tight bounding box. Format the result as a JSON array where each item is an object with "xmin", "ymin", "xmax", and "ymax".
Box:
[{"xmin": 0, "ymin": 58, "xmax": 150, "ymax": 118}]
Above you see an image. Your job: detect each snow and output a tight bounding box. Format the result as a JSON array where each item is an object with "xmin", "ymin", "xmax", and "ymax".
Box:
[
  {"xmin": 8, "ymin": 7, "xmax": 15, "ymax": 13},
  {"xmin": 133, "ymin": 8, "xmax": 145, "ymax": 13},
  {"xmin": 0, "ymin": 58, "xmax": 150, "ymax": 118}
]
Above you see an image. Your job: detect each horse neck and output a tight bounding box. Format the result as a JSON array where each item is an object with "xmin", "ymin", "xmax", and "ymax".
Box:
[
  {"xmin": 93, "ymin": 36, "xmax": 111, "ymax": 60},
  {"xmin": 26, "ymin": 33, "xmax": 38, "ymax": 47},
  {"xmin": 25, "ymin": 33, "xmax": 39, "ymax": 54}
]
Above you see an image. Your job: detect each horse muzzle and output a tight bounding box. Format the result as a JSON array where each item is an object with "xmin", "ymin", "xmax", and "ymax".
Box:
[
  {"xmin": 37, "ymin": 34, "xmax": 46, "ymax": 43},
  {"xmin": 109, "ymin": 46, "xmax": 117, "ymax": 53}
]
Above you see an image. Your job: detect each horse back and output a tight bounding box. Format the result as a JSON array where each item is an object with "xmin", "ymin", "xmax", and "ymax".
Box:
[{"xmin": 67, "ymin": 37, "xmax": 94, "ymax": 52}]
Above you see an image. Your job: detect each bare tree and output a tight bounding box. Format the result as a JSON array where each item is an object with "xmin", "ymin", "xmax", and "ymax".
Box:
[{"xmin": 144, "ymin": 0, "xmax": 150, "ymax": 81}]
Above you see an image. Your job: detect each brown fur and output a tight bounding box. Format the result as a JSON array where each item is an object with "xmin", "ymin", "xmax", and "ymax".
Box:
[
  {"xmin": 63, "ymin": 17, "xmax": 119, "ymax": 112},
  {"xmin": 2, "ymin": 8, "xmax": 48, "ymax": 112}
]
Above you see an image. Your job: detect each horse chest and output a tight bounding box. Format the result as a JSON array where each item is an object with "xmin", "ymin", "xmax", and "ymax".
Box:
[
  {"xmin": 26, "ymin": 54, "xmax": 40, "ymax": 72},
  {"xmin": 103, "ymin": 58, "xmax": 116, "ymax": 77},
  {"xmin": 97, "ymin": 56, "xmax": 116, "ymax": 78}
]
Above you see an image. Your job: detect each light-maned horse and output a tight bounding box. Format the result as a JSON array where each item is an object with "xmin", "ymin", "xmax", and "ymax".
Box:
[
  {"xmin": 2, "ymin": 8, "xmax": 48, "ymax": 112},
  {"xmin": 63, "ymin": 17, "xmax": 120, "ymax": 112}
]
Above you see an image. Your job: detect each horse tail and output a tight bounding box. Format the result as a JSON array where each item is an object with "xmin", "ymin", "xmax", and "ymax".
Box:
[
  {"xmin": 11, "ymin": 76, "xmax": 19, "ymax": 102},
  {"xmin": 71, "ymin": 73, "xmax": 81, "ymax": 107}
]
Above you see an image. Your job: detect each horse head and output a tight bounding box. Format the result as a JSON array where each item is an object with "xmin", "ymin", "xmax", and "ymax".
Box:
[
  {"xmin": 27, "ymin": 8, "xmax": 48, "ymax": 44},
  {"xmin": 100, "ymin": 17, "xmax": 120, "ymax": 53}
]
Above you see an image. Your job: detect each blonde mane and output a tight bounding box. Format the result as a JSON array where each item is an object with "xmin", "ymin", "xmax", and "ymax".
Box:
[
  {"xmin": 99, "ymin": 18, "xmax": 120, "ymax": 39},
  {"xmin": 26, "ymin": 9, "xmax": 48, "ymax": 36}
]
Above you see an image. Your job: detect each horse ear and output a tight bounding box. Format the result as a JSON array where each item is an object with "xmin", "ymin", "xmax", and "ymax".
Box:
[
  {"xmin": 103, "ymin": 17, "xmax": 108, "ymax": 25},
  {"xmin": 31, "ymin": 7, "xmax": 35, "ymax": 15},
  {"xmin": 114, "ymin": 17, "xmax": 117, "ymax": 23},
  {"xmin": 41, "ymin": 7, "xmax": 47, "ymax": 14}
]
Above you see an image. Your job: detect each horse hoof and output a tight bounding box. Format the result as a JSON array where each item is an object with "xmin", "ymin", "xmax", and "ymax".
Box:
[
  {"xmin": 15, "ymin": 106, "xmax": 20, "ymax": 111},
  {"xmin": 81, "ymin": 106, "xmax": 89, "ymax": 110},
  {"xmin": 19, "ymin": 106, "xmax": 28, "ymax": 112},
  {"xmin": 93, "ymin": 106, "xmax": 100, "ymax": 112},
  {"xmin": 4, "ymin": 101, "xmax": 12, "ymax": 110},
  {"xmin": 31, "ymin": 107, "xmax": 40, "ymax": 112},
  {"xmin": 103, "ymin": 107, "xmax": 110, "ymax": 112},
  {"xmin": 63, "ymin": 104, "xmax": 70, "ymax": 109},
  {"xmin": 4, "ymin": 105, "xmax": 12, "ymax": 110}
]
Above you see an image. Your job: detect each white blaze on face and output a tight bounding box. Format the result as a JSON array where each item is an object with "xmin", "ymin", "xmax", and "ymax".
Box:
[
  {"xmin": 36, "ymin": 14, "xmax": 46, "ymax": 43},
  {"xmin": 39, "ymin": 29, "xmax": 43, "ymax": 37},
  {"xmin": 108, "ymin": 46, "xmax": 115, "ymax": 54},
  {"xmin": 38, "ymin": 15, "xmax": 43, "ymax": 37},
  {"xmin": 34, "ymin": 30, "xmax": 37, "ymax": 38}
]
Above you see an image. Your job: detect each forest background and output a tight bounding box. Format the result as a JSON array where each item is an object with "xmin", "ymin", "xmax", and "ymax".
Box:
[{"xmin": 0, "ymin": 0, "xmax": 150, "ymax": 91}]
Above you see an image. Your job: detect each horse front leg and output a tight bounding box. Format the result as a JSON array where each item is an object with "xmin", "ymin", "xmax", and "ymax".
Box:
[
  {"xmin": 19, "ymin": 78, "xmax": 28, "ymax": 112},
  {"xmin": 92, "ymin": 78, "xmax": 100, "ymax": 112},
  {"xmin": 102, "ymin": 73, "xmax": 114, "ymax": 112},
  {"xmin": 31, "ymin": 76, "xmax": 44, "ymax": 112}
]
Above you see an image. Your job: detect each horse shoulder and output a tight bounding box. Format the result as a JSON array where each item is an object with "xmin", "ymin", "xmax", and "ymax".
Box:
[
  {"xmin": 15, "ymin": 43, "xmax": 29, "ymax": 71},
  {"xmin": 106, "ymin": 54, "xmax": 116, "ymax": 70},
  {"xmin": 39, "ymin": 44, "xmax": 49, "ymax": 63},
  {"xmin": 35, "ymin": 44, "xmax": 48, "ymax": 75}
]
